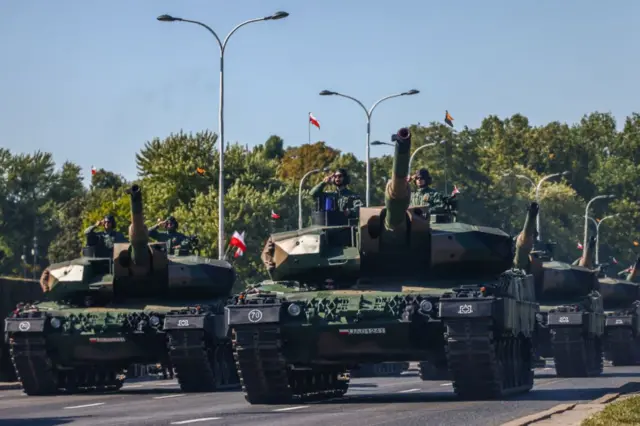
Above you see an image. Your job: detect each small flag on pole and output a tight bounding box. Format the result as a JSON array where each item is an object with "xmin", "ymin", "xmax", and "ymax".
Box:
[
  {"xmin": 196, "ymin": 167, "xmax": 206, "ymax": 175},
  {"xmin": 451, "ymin": 185, "xmax": 460, "ymax": 196},
  {"xmin": 229, "ymin": 231, "xmax": 246, "ymax": 257},
  {"xmin": 577, "ymin": 242, "xmax": 583, "ymax": 250},
  {"xmin": 271, "ymin": 210, "xmax": 281, "ymax": 220},
  {"xmin": 91, "ymin": 166, "xmax": 97, "ymax": 176},
  {"xmin": 444, "ymin": 110, "xmax": 454, "ymax": 128},
  {"xmin": 309, "ymin": 112, "xmax": 320, "ymax": 129}
]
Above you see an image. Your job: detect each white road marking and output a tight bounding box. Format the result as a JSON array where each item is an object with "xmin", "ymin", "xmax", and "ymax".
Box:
[
  {"xmin": 122, "ymin": 384, "xmax": 144, "ymax": 389},
  {"xmin": 64, "ymin": 402, "xmax": 105, "ymax": 409},
  {"xmin": 153, "ymin": 394, "xmax": 186, "ymax": 399},
  {"xmin": 544, "ymin": 368, "xmax": 552, "ymax": 371},
  {"xmin": 272, "ymin": 406, "xmax": 308, "ymax": 412},
  {"xmin": 170, "ymin": 418, "xmax": 221, "ymax": 424},
  {"xmin": 440, "ymin": 382, "xmax": 452, "ymax": 386},
  {"xmin": 398, "ymin": 388, "xmax": 420, "ymax": 393},
  {"xmin": 157, "ymin": 382, "xmax": 178, "ymax": 386}
]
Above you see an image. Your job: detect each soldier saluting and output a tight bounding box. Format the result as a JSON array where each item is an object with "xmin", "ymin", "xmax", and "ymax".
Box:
[
  {"xmin": 410, "ymin": 168, "xmax": 445, "ymax": 209},
  {"xmin": 148, "ymin": 216, "xmax": 188, "ymax": 251},
  {"xmin": 310, "ymin": 168, "xmax": 361, "ymax": 219},
  {"xmin": 84, "ymin": 214, "xmax": 127, "ymax": 257}
]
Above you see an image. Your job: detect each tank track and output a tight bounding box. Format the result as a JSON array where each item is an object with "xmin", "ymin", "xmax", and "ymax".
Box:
[
  {"xmin": 551, "ymin": 328, "xmax": 603, "ymax": 376},
  {"xmin": 9, "ymin": 335, "xmax": 124, "ymax": 395},
  {"xmin": 167, "ymin": 329, "xmax": 239, "ymax": 392},
  {"xmin": 350, "ymin": 362, "xmax": 408, "ymax": 378},
  {"xmin": 232, "ymin": 325, "xmax": 350, "ymax": 404},
  {"xmin": 444, "ymin": 318, "xmax": 534, "ymax": 399},
  {"xmin": 604, "ymin": 328, "xmax": 640, "ymax": 366}
]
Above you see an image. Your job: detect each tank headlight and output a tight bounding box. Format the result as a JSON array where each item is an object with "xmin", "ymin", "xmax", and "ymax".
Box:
[
  {"xmin": 287, "ymin": 303, "xmax": 301, "ymax": 317},
  {"xmin": 420, "ymin": 300, "xmax": 433, "ymax": 312},
  {"xmin": 50, "ymin": 317, "xmax": 61, "ymax": 329},
  {"xmin": 150, "ymin": 315, "xmax": 160, "ymax": 326}
]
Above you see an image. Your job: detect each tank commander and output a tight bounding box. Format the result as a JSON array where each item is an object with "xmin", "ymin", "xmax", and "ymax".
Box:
[
  {"xmin": 310, "ymin": 168, "xmax": 361, "ymax": 220},
  {"xmin": 84, "ymin": 214, "xmax": 127, "ymax": 257},
  {"xmin": 149, "ymin": 216, "xmax": 189, "ymax": 251},
  {"xmin": 410, "ymin": 168, "xmax": 445, "ymax": 209}
]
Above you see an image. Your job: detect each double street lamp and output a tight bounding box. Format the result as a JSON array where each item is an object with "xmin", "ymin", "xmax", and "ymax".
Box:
[
  {"xmin": 158, "ymin": 11, "xmax": 289, "ymax": 260},
  {"xmin": 587, "ymin": 214, "xmax": 620, "ymax": 265},
  {"xmin": 583, "ymin": 194, "xmax": 616, "ymax": 262},
  {"xmin": 502, "ymin": 171, "xmax": 570, "ymax": 242},
  {"xmin": 319, "ymin": 89, "xmax": 420, "ymax": 207}
]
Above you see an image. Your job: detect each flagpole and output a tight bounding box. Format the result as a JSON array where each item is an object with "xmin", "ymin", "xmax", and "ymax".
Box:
[{"xmin": 308, "ymin": 112, "xmax": 311, "ymax": 143}]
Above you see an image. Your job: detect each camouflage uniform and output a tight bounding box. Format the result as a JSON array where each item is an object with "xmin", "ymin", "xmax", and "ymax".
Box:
[
  {"xmin": 148, "ymin": 216, "xmax": 189, "ymax": 251},
  {"xmin": 310, "ymin": 168, "xmax": 361, "ymax": 220},
  {"xmin": 410, "ymin": 186, "xmax": 445, "ymax": 209},
  {"xmin": 84, "ymin": 215, "xmax": 127, "ymax": 257},
  {"xmin": 410, "ymin": 168, "xmax": 445, "ymax": 210}
]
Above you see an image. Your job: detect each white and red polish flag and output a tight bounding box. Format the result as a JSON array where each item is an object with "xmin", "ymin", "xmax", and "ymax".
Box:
[
  {"xmin": 309, "ymin": 112, "xmax": 320, "ymax": 129},
  {"xmin": 230, "ymin": 231, "xmax": 246, "ymax": 258}
]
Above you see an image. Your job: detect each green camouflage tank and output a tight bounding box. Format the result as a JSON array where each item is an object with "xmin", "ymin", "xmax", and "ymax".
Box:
[
  {"xmin": 529, "ymin": 236, "xmax": 604, "ymax": 377},
  {"xmin": 226, "ymin": 127, "xmax": 539, "ymax": 404},
  {"xmin": 4, "ymin": 185, "xmax": 239, "ymax": 395},
  {"xmin": 599, "ymin": 256, "xmax": 640, "ymax": 365}
]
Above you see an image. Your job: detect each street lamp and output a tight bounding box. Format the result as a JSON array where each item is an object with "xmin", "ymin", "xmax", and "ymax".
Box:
[
  {"xmin": 299, "ymin": 167, "xmax": 330, "ymax": 229},
  {"xmin": 371, "ymin": 140, "xmax": 395, "ymax": 147},
  {"xmin": 583, "ymin": 194, "xmax": 616, "ymax": 259},
  {"xmin": 319, "ymin": 89, "xmax": 420, "ymax": 207},
  {"xmin": 408, "ymin": 141, "xmax": 446, "ymax": 176},
  {"xmin": 502, "ymin": 171, "xmax": 570, "ymax": 242},
  {"xmin": 158, "ymin": 11, "xmax": 289, "ymax": 260},
  {"xmin": 593, "ymin": 214, "xmax": 619, "ymax": 265}
]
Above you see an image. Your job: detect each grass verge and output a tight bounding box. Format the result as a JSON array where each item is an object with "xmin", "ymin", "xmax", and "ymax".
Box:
[{"xmin": 582, "ymin": 395, "xmax": 640, "ymax": 426}]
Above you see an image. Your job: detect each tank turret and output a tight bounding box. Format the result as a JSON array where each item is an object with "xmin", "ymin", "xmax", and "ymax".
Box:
[{"xmin": 513, "ymin": 202, "xmax": 539, "ymax": 270}]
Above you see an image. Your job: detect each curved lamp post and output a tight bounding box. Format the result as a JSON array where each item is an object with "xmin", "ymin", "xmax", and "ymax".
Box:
[
  {"xmin": 502, "ymin": 171, "xmax": 570, "ymax": 242},
  {"xmin": 298, "ymin": 167, "xmax": 329, "ymax": 229},
  {"xmin": 157, "ymin": 11, "xmax": 289, "ymax": 260},
  {"xmin": 319, "ymin": 89, "xmax": 419, "ymax": 207},
  {"xmin": 583, "ymin": 194, "xmax": 615, "ymax": 260},
  {"xmin": 408, "ymin": 141, "xmax": 445, "ymax": 175},
  {"xmin": 593, "ymin": 214, "xmax": 620, "ymax": 265}
]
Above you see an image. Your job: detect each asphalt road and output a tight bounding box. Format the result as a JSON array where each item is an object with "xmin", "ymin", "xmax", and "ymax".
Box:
[{"xmin": 0, "ymin": 363, "xmax": 638, "ymax": 426}]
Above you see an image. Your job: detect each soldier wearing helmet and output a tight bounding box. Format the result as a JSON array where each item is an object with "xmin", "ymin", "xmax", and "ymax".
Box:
[
  {"xmin": 410, "ymin": 168, "xmax": 444, "ymax": 209},
  {"xmin": 84, "ymin": 214, "xmax": 127, "ymax": 257},
  {"xmin": 148, "ymin": 215, "xmax": 188, "ymax": 252},
  {"xmin": 310, "ymin": 168, "xmax": 361, "ymax": 219}
]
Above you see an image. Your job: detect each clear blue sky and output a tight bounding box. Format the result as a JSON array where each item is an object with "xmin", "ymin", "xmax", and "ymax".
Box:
[{"xmin": 1, "ymin": 0, "xmax": 638, "ymax": 182}]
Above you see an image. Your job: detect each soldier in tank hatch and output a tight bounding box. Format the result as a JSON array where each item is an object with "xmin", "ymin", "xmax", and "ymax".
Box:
[
  {"xmin": 148, "ymin": 216, "xmax": 189, "ymax": 251},
  {"xmin": 310, "ymin": 168, "xmax": 361, "ymax": 220},
  {"xmin": 410, "ymin": 168, "xmax": 445, "ymax": 209},
  {"xmin": 84, "ymin": 214, "xmax": 127, "ymax": 257}
]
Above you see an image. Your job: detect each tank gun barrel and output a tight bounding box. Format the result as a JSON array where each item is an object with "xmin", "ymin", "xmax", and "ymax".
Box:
[
  {"xmin": 513, "ymin": 202, "xmax": 539, "ymax": 269},
  {"xmin": 126, "ymin": 184, "xmax": 150, "ymax": 266},
  {"xmin": 578, "ymin": 236, "xmax": 596, "ymax": 268},
  {"xmin": 384, "ymin": 127, "xmax": 412, "ymax": 231},
  {"xmin": 627, "ymin": 256, "xmax": 640, "ymax": 282}
]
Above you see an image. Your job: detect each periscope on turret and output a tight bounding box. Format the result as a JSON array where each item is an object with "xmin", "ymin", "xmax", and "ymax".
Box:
[
  {"xmin": 226, "ymin": 127, "xmax": 540, "ymax": 405},
  {"xmin": 4, "ymin": 184, "xmax": 240, "ymax": 396}
]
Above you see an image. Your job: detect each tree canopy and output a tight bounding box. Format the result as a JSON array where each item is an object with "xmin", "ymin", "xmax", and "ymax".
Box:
[{"xmin": 2, "ymin": 111, "xmax": 639, "ymax": 287}]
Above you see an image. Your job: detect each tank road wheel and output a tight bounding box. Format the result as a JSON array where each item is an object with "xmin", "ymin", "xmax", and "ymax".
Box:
[
  {"xmin": 168, "ymin": 330, "xmax": 239, "ymax": 392},
  {"xmin": 605, "ymin": 328, "xmax": 640, "ymax": 366},
  {"xmin": 232, "ymin": 325, "xmax": 350, "ymax": 404},
  {"xmin": 551, "ymin": 328, "xmax": 603, "ymax": 377},
  {"xmin": 444, "ymin": 319, "xmax": 534, "ymax": 399},
  {"xmin": 9, "ymin": 335, "xmax": 59, "ymax": 396}
]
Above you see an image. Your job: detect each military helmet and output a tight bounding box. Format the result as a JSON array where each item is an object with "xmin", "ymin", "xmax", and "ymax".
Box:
[
  {"xmin": 166, "ymin": 215, "xmax": 178, "ymax": 229},
  {"xmin": 414, "ymin": 168, "xmax": 432, "ymax": 186},
  {"xmin": 103, "ymin": 214, "xmax": 116, "ymax": 227},
  {"xmin": 335, "ymin": 168, "xmax": 351, "ymax": 185}
]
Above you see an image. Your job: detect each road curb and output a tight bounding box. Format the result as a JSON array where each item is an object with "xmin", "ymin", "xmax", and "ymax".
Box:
[
  {"xmin": 501, "ymin": 380, "xmax": 640, "ymax": 426},
  {"xmin": 0, "ymin": 383, "xmax": 21, "ymax": 391}
]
